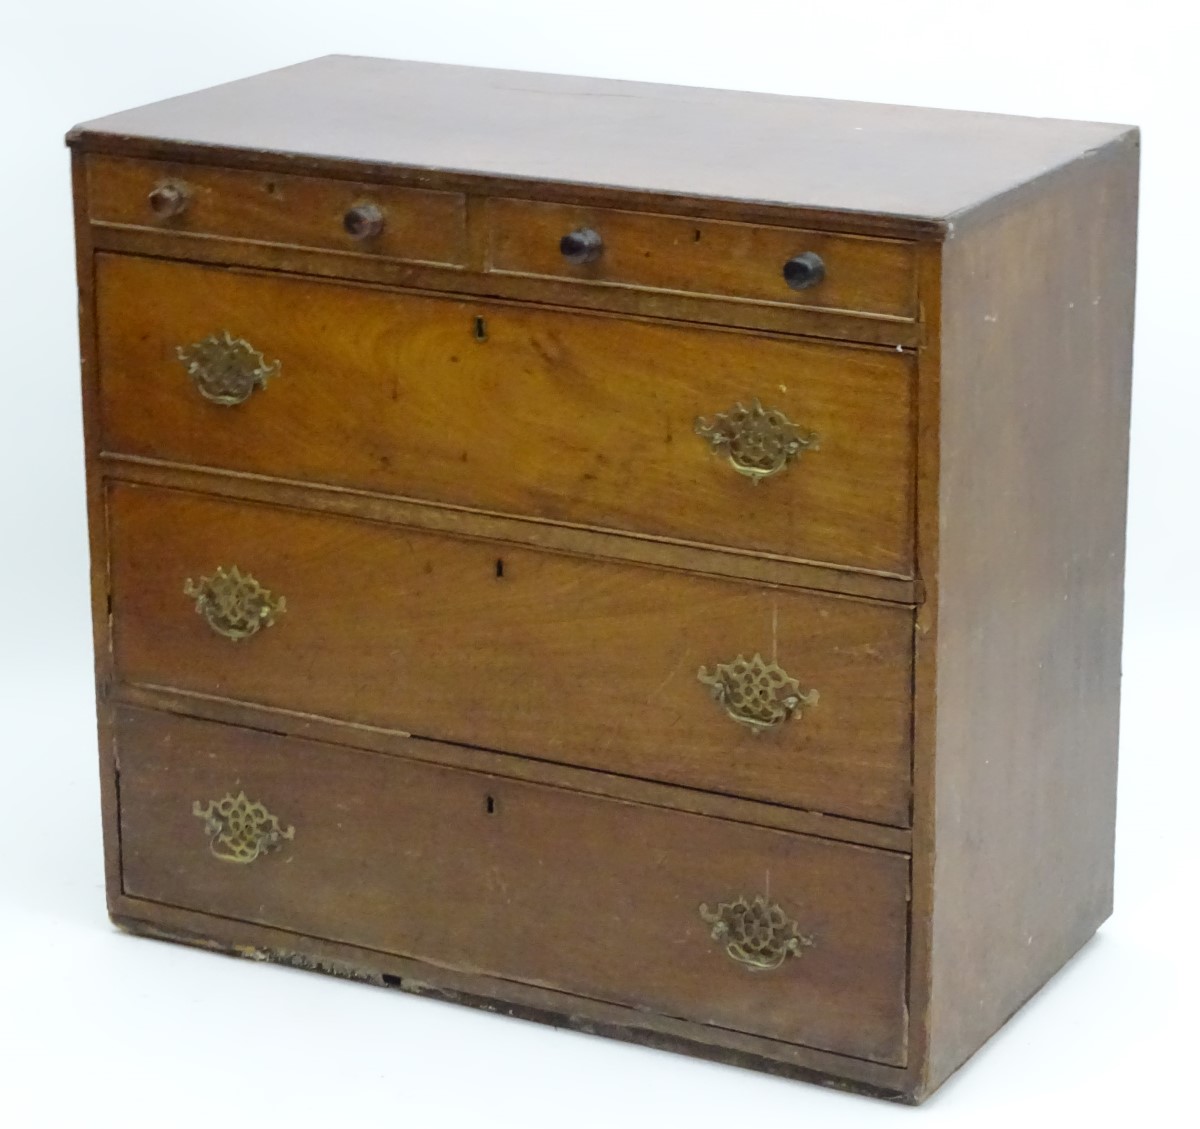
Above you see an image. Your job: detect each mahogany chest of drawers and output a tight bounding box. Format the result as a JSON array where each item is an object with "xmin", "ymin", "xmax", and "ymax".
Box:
[{"xmin": 67, "ymin": 56, "xmax": 1138, "ymax": 1102}]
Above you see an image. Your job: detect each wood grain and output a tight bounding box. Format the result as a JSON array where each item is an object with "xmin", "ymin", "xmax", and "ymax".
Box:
[
  {"xmin": 87, "ymin": 154, "xmax": 468, "ymax": 267},
  {"xmin": 486, "ymin": 197, "xmax": 916, "ymax": 319},
  {"xmin": 89, "ymin": 221, "xmax": 924, "ymax": 347},
  {"xmin": 68, "ymin": 55, "xmax": 1132, "ymax": 228},
  {"xmin": 101, "ymin": 453, "xmax": 920, "ymax": 604},
  {"xmin": 115, "ymin": 679, "xmax": 913, "ymax": 852},
  {"xmin": 96, "ymin": 253, "xmax": 917, "ymax": 576},
  {"xmin": 916, "ymin": 131, "xmax": 1138, "ymax": 1096},
  {"xmin": 904, "ymin": 239, "xmax": 945, "ymax": 1098},
  {"xmin": 111, "ymin": 894, "xmax": 912, "ymax": 1098},
  {"xmin": 107, "ymin": 482, "xmax": 914, "ymax": 826},
  {"xmin": 66, "ymin": 55, "xmax": 1141, "ymax": 1101},
  {"xmin": 70, "ymin": 151, "xmax": 123, "ymax": 903},
  {"xmin": 116, "ymin": 705, "xmax": 911, "ymax": 1066}
]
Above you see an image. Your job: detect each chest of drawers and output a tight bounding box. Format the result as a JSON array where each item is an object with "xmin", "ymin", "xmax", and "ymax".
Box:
[{"xmin": 67, "ymin": 56, "xmax": 1138, "ymax": 1102}]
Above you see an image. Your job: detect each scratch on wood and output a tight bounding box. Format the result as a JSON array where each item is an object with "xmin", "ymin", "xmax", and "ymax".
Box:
[{"xmin": 649, "ymin": 649, "xmax": 689, "ymax": 700}]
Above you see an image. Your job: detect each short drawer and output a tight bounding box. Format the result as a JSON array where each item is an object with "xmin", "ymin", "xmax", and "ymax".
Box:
[
  {"xmin": 117, "ymin": 706, "xmax": 911, "ymax": 1066},
  {"xmin": 487, "ymin": 197, "xmax": 917, "ymax": 320},
  {"xmin": 108, "ymin": 483, "xmax": 914, "ymax": 826},
  {"xmin": 86, "ymin": 155, "xmax": 468, "ymax": 268},
  {"xmin": 97, "ymin": 254, "xmax": 916, "ymax": 576}
]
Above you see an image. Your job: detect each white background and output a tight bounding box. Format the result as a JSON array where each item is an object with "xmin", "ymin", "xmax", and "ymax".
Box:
[{"xmin": 2, "ymin": 2, "xmax": 1197, "ymax": 1124}]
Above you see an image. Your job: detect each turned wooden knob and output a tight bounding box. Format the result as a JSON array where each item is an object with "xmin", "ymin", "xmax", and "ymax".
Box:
[
  {"xmin": 782, "ymin": 252, "xmax": 826, "ymax": 291},
  {"xmin": 343, "ymin": 203, "xmax": 385, "ymax": 240},
  {"xmin": 559, "ymin": 227, "xmax": 604, "ymax": 265},
  {"xmin": 148, "ymin": 182, "xmax": 189, "ymax": 219}
]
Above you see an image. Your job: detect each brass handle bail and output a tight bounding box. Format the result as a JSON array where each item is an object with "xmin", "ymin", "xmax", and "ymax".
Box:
[
  {"xmin": 695, "ymin": 399, "xmax": 815, "ymax": 482},
  {"xmin": 184, "ymin": 566, "xmax": 285, "ymax": 641},
  {"xmin": 699, "ymin": 895, "xmax": 815, "ymax": 971},
  {"xmin": 176, "ymin": 331, "xmax": 280, "ymax": 406},
  {"xmin": 193, "ymin": 792, "xmax": 295, "ymax": 864},
  {"xmin": 697, "ymin": 653, "xmax": 817, "ymax": 733}
]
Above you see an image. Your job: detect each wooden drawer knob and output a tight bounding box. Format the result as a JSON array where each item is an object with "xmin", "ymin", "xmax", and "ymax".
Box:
[
  {"xmin": 148, "ymin": 181, "xmax": 189, "ymax": 218},
  {"xmin": 782, "ymin": 251, "xmax": 826, "ymax": 291},
  {"xmin": 559, "ymin": 227, "xmax": 604, "ymax": 265},
  {"xmin": 344, "ymin": 202, "xmax": 385, "ymax": 239}
]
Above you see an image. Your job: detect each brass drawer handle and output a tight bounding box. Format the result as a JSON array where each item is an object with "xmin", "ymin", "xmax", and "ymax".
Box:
[
  {"xmin": 694, "ymin": 399, "xmax": 815, "ymax": 482},
  {"xmin": 697, "ymin": 653, "xmax": 817, "ymax": 734},
  {"xmin": 700, "ymin": 895, "xmax": 815, "ymax": 971},
  {"xmin": 177, "ymin": 330, "xmax": 280, "ymax": 405},
  {"xmin": 193, "ymin": 791, "xmax": 295, "ymax": 864},
  {"xmin": 184, "ymin": 566, "xmax": 285, "ymax": 641}
]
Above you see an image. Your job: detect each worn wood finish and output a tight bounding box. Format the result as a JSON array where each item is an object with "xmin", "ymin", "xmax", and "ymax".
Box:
[
  {"xmin": 110, "ymin": 896, "xmax": 912, "ymax": 1097},
  {"xmin": 912, "ymin": 132, "xmax": 1139, "ymax": 1098},
  {"xmin": 108, "ymin": 482, "xmax": 914, "ymax": 826},
  {"xmin": 486, "ymin": 197, "xmax": 916, "ymax": 319},
  {"xmin": 70, "ymin": 152, "xmax": 123, "ymax": 904},
  {"xmin": 68, "ymin": 55, "xmax": 1130, "ymax": 232},
  {"xmin": 115, "ymin": 680, "xmax": 913, "ymax": 852},
  {"xmin": 88, "ymin": 221, "xmax": 923, "ymax": 348},
  {"xmin": 118, "ymin": 705, "xmax": 910, "ymax": 1065},
  {"xmin": 88, "ymin": 154, "xmax": 469, "ymax": 267},
  {"xmin": 97, "ymin": 254, "xmax": 916, "ymax": 576},
  {"xmin": 903, "ymin": 238, "xmax": 944, "ymax": 1097},
  {"xmin": 101, "ymin": 453, "xmax": 920, "ymax": 604},
  {"xmin": 68, "ymin": 56, "xmax": 1139, "ymax": 1102}
]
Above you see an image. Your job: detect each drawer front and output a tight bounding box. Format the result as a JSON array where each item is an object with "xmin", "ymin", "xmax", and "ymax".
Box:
[
  {"xmin": 487, "ymin": 197, "xmax": 917, "ymax": 320},
  {"xmin": 87, "ymin": 156, "xmax": 468, "ymax": 267},
  {"xmin": 117, "ymin": 706, "xmax": 910, "ymax": 1065},
  {"xmin": 97, "ymin": 255, "xmax": 915, "ymax": 576},
  {"xmin": 108, "ymin": 484, "xmax": 913, "ymax": 826}
]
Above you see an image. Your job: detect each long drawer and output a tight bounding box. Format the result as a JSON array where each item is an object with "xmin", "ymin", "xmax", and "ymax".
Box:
[
  {"xmin": 107, "ymin": 482, "xmax": 914, "ymax": 826},
  {"xmin": 116, "ymin": 706, "xmax": 911, "ymax": 1066},
  {"xmin": 96, "ymin": 253, "xmax": 916, "ymax": 576}
]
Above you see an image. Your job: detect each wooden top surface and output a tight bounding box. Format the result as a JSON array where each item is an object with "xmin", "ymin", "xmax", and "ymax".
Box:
[{"xmin": 69, "ymin": 55, "xmax": 1134, "ymax": 229}]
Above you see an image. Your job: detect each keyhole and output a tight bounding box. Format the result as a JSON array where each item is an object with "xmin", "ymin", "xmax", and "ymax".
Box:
[
  {"xmin": 495, "ymin": 558, "xmax": 504, "ymax": 578},
  {"xmin": 485, "ymin": 795, "xmax": 496, "ymax": 814},
  {"xmin": 473, "ymin": 315, "xmax": 488, "ymax": 342}
]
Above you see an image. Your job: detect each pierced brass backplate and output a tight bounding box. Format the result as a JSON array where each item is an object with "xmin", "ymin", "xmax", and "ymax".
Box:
[
  {"xmin": 193, "ymin": 791, "xmax": 295, "ymax": 864},
  {"xmin": 697, "ymin": 652, "xmax": 817, "ymax": 733},
  {"xmin": 699, "ymin": 895, "xmax": 814, "ymax": 971},
  {"xmin": 177, "ymin": 330, "xmax": 280, "ymax": 405},
  {"xmin": 184, "ymin": 566, "xmax": 285, "ymax": 641},
  {"xmin": 694, "ymin": 399, "xmax": 815, "ymax": 482}
]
